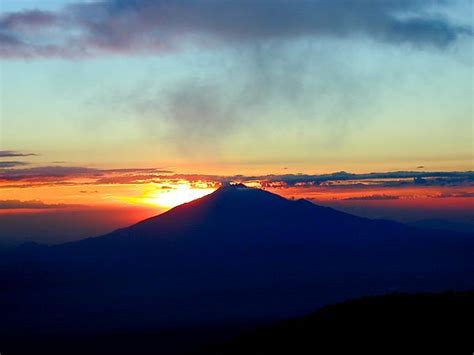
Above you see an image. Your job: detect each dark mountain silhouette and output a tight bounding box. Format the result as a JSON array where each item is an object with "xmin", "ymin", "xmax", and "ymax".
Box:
[
  {"xmin": 199, "ymin": 289, "xmax": 474, "ymax": 355},
  {"xmin": 0, "ymin": 184, "xmax": 473, "ymax": 351},
  {"xmin": 1, "ymin": 290, "xmax": 472, "ymax": 354}
]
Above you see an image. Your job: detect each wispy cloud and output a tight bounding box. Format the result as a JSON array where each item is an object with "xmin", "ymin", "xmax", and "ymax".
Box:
[
  {"xmin": 431, "ymin": 191, "xmax": 474, "ymax": 199},
  {"xmin": 0, "ymin": 150, "xmax": 36, "ymax": 157},
  {"xmin": 342, "ymin": 194, "xmax": 400, "ymax": 201},
  {"xmin": 0, "ymin": 165, "xmax": 172, "ymax": 185},
  {"xmin": 1, "ymin": 0, "xmax": 471, "ymax": 59},
  {"xmin": 0, "ymin": 161, "xmax": 29, "ymax": 168},
  {"xmin": 0, "ymin": 199, "xmax": 77, "ymax": 210},
  {"xmin": 0, "ymin": 166, "xmax": 100, "ymax": 181}
]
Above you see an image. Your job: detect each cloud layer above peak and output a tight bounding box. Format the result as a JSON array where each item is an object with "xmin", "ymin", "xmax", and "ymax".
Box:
[{"xmin": 0, "ymin": 0, "xmax": 471, "ymax": 59}]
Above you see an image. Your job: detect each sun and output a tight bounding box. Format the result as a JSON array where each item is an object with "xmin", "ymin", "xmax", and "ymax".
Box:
[{"xmin": 146, "ymin": 184, "xmax": 216, "ymax": 208}]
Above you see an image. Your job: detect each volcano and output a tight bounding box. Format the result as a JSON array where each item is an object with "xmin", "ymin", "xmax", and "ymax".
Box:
[{"xmin": 1, "ymin": 184, "xmax": 473, "ymax": 338}]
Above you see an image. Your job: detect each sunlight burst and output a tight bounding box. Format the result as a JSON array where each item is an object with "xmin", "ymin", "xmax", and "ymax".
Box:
[{"xmin": 145, "ymin": 185, "xmax": 215, "ymax": 208}]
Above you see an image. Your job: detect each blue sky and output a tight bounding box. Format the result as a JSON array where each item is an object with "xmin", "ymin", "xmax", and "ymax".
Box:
[
  {"xmin": 1, "ymin": 0, "xmax": 76, "ymax": 12},
  {"xmin": 1, "ymin": 0, "xmax": 472, "ymax": 172}
]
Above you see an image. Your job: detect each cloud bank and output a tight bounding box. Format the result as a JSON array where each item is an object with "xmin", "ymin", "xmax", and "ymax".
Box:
[
  {"xmin": 1, "ymin": 0, "xmax": 471, "ymax": 59},
  {"xmin": 0, "ymin": 165, "xmax": 171, "ymax": 185},
  {"xmin": 1, "ymin": 163, "xmax": 473, "ymax": 190}
]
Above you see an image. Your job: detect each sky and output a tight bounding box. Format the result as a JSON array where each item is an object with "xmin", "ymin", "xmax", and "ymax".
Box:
[{"xmin": 0, "ymin": 0, "xmax": 473, "ymax": 245}]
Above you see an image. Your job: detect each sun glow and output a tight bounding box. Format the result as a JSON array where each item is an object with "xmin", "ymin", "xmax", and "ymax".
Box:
[{"xmin": 144, "ymin": 184, "xmax": 216, "ymax": 208}]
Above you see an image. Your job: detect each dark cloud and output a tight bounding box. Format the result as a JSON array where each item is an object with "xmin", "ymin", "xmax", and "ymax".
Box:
[
  {"xmin": 234, "ymin": 171, "xmax": 474, "ymax": 188},
  {"xmin": 0, "ymin": 166, "xmax": 100, "ymax": 181},
  {"xmin": 0, "ymin": 0, "xmax": 470, "ymax": 59},
  {"xmin": 0, "ymin": 165, "xmax": 172, "ymax": 185},
  {"xmin": 0, "ymin": 200, "xmax": 76, "ymax": 210},
  {"xmin": 120, "ymin": 170, "xmax": 474, "ymax": 190},
  {"xmin": 1, "ymin": 164, "xmax": 472, "ymax": 190},
  {"xmin": 0, "ymin": 10, "xmax": 57, "ymax": 30},
  {"xmin": 0, "ymin": 150, "xmax": 37, "ymax": 157},
  {"xmin": 0, "ymin": 161, "xmax": 29, "ymax": 168}
]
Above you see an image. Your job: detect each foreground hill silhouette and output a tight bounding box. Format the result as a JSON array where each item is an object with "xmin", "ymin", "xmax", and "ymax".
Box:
[
  {"xmin": 200, "ymin": 290, "xmax": 474, "ymax": 355},
  {"xmin": 1, "ymin": 290, "xmax": 472, "ymax": 354},
  {"xmin": 0, "ymin": 184, "xmax": 473, "ymax": 352}
]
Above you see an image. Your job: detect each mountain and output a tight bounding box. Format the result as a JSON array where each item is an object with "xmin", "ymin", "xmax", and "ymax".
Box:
[{"xmin": 1, "ymin": 184, "xmax": 473, "ymax": 344}]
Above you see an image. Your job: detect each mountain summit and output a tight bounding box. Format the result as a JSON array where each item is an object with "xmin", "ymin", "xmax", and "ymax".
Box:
[{"xmin": 1, "ymin": 186, "xmax": 473, "ymax": 336}]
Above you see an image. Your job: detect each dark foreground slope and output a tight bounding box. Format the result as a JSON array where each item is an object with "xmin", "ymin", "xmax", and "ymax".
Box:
[
  {"xmin": 1, "ymin": 290, "xmax": 472, "ymax": 355},
  {"xmin": 201, "ymin": 290, "xmax": 474, "ymax": 355},
  {"xmin": 0, "ymin": 185, "xmax": 473, "ymax": 341}
]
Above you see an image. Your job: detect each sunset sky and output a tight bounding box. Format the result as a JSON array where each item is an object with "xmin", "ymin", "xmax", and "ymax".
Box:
[{"xmin": 1, "ymin": 0, "xmax": 473, "ymax": 245}]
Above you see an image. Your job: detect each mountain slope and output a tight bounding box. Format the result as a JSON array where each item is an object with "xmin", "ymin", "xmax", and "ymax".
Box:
[{"xmin": 1, "ymin": 184, "xmax": 473, "ymax": 336}]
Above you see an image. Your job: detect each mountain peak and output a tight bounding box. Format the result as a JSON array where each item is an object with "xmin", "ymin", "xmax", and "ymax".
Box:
[
  {"xmin": 92, "ymin": 183, "xmax": 363, "ymax": 244},
  {"xmin": 219, "ymin": 182, "xmax": 250, "ymax": 190},
  {"xmin": 208, "ymin": 182, "xmax": 271, "ymax": 202},
  {"xmin": 209, "ymin": 182, "xmax": 260, "ymax": 199}
]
